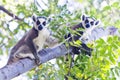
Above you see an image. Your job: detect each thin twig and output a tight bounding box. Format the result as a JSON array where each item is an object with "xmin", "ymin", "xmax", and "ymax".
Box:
[
  {"xmin": 0, "ymin": 5, "xmax": 23, "ymax": 21},
  {"xmin": 35, "ymin": 0, "xmax": 43, "ymax": 10}
]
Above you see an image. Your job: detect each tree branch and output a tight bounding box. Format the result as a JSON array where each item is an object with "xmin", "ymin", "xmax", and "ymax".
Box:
[
  {"xmin": 0, "ymin": 44, "xmax": 71, "ymax": 80},
  {"xmin": 0, "ymin": 5, "xmax": 23, "ymax": 21}
]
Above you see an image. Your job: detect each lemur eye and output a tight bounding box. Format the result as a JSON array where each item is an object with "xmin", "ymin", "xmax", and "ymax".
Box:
[
  {"xmin": 85, "ymin": 19, "xmax": 89, "ymax": 24},
  {"xmin": 90, "ymin": 21, "xmax": 94, "ymax": 25},
  {"xmin": 42, "ymin": 21, "xmax": 46, "ymax": 26},
  {"xmin": 36, "ymin": 20, "xmax": 40, "ymax": 25}
]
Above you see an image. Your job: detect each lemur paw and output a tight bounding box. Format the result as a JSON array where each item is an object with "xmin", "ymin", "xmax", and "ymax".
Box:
[
  {"xmin": 39, "ymin": 49, "xmax": 47, "ymax": 54},
  {"xmin": 35, "ymin": 57, "xmax": 40, "ymax": 66}
]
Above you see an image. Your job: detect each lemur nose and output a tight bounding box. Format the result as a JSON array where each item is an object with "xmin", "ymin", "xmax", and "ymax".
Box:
[
  {"xmin": 85, "ymin": 23, "xmax": 90, "ymax": 28},
  {"xmin": 38, "ymin": 25, "xmax": 43, "ymax": 30}
]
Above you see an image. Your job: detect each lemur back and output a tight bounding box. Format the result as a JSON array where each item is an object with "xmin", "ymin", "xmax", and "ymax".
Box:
[{"xmin": 7, "ymin": 15, "xmax": 58, "ymax": 65}]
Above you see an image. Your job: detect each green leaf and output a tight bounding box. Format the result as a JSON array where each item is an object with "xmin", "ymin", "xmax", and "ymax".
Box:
[
  {"xmin": 2, "ymin": 0, "xmax": 6, "ymax": 3},
  {"xmin": 107, "ymin": 37, "xmax": 112, "ymax": 43},
  {"xmin": 115, "ymin": 68, "xmax": 119, "ymax": 76},
  {"xmin": 109, "ymin": 55, "xmax": 116, "ymax": 64},
  {"xmin": 118, "ymin": 62, "xmax": 120, "ymax": 67},
  {"xmin": 112, "ymin": 2, "xmax": 119, "ymax": 8},
  {"xmin": 103, "ymin": 6, "xmax": 111, "ymax": 11}
]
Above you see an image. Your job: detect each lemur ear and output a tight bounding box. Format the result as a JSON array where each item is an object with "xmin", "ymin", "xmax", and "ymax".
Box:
[
  {"xmin": 32, "ymin": 15, "xmax": 36, "ymax": 22},
  {"xmin": 47, "ymin": 14, "xmax": 55, "ymax": 23},
  {"xmin": 81, "ymin": 14, "xmax": 86, "ymax": 21},
  {"xmin": 48, "ymin": 17, "xmax": 52, "ymax": 22},
  {"xmin": 46, "ymin": 17, "xmax": 53, "ymax": 24},
  {"xmin": 95, "ymin": 20, "xmax": 100, "ymax": 26}
]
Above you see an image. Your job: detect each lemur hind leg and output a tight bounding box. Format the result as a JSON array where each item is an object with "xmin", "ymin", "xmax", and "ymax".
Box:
[
  {"xmin": 14, "ymin": 45, "xmax": 35, "ymax": 60},
  {"xmin": 15, "ymin": 53, "xmax": 35, "ymax": 59}
]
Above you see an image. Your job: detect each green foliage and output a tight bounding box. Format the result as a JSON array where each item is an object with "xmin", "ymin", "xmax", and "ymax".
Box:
[{"xmin": 0, "ymin": 0, "xmax": 120, "ymax": 79}]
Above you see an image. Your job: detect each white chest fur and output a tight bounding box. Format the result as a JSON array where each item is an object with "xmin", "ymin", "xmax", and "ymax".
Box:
[{"xmin": 33, "ymin": 28, "xmax": 50, "ymax": 51}]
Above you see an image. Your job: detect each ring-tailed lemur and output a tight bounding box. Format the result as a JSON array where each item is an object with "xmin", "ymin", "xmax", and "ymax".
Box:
[
  {"xmin": 7, "ymin": 15, "xmax": 58, "ymax": 65},
  {"xmin": 65, "ymin": 14, "xmax": 99, "ymax": 56}
]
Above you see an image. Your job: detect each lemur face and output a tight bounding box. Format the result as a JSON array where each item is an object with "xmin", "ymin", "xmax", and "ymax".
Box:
[
  {"xmin": 81, "ymin": 15, "xmax": 99, "ymax": 29},
  {"xmin": 32, "ymin": 15, "xmax": 47, "ymax": 31}
]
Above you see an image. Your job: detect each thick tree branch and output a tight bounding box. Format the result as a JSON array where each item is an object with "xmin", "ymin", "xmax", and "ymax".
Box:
[
  {"xmin": 0, "ymin": 5, "xmax": 23, "ymax": 21},
  {"xmin": 0, "ymin": 44, "xmax": 72, "ymax": 80}
]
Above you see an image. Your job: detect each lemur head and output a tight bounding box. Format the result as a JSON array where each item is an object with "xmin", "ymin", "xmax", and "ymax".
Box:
[
  {"xmin": 81, "ymin": 14, "xmax": 99, "ymax": 29},
  {"xmin": 32, "ymin": 15, "xmax": 47, "ymax": 31},
  {"xmin": 80, "ymin": 14, "xmax": 100, "ymax": 43}
]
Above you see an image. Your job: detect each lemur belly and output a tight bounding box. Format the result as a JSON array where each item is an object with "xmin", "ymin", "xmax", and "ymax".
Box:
[
  {"xmin": 33, "ymin": 36, "xmax": 45, "ymax": 51},
  {"xmin": 33, "ymin": 28, "xmax": 50, "ymax": 51}
]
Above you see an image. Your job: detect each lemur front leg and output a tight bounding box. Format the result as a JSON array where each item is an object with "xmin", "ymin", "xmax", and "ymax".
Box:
[
  {"xmin": 25, "ymin": 39, "xmax": 40, "ymax": 65},
  {"xmin": 45, "ymin": 35, "xmax": 59, "ymax": 48}
]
